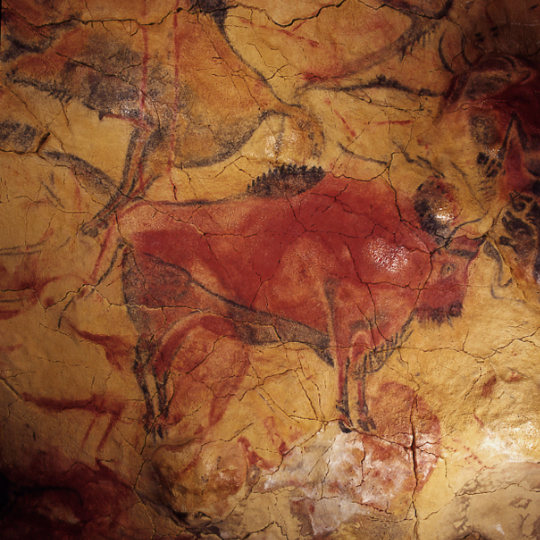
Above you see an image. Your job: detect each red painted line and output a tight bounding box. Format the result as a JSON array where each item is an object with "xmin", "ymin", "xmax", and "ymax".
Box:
[
  {"xmin": 333, "ymin": 109, "xmax": 357, "ymax": 138},
  {"xmin": 373, "ymin": 119, "xmax": 413, "ymax": 126},
  {"xmin": 167, "ymin": 1, "xmax": 182, "ymax": 200},
  {"xmin": 137, "ymin": 26, "xmax": 149, "ymax": 193},
  {"xmin": 90, "ymin": 226, "xmax": 114, "ymax": 282}
]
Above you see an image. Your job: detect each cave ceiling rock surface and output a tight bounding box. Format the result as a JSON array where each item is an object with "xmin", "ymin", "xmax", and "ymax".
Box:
[{"xmin": 2, "ymin": 0, "xmax": 540, "ymax": 538}]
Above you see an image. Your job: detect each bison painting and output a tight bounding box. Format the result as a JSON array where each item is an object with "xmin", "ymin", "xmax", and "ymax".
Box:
[
  {"xmin": 119, "ymin": 166, "xmax": 483, "ymax": 434},
  {"xmin": 75, "ymin": 54, "xmax": 540, "ymax": 439}
]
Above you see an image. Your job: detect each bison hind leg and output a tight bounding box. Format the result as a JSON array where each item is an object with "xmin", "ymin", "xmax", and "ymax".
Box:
[
  {"xmin": 356, "ymin": 413, "xmax": 377, "ymax": 432},
  {"xmin": 336, "ymin": 356, "xmax": 377, "ymax": 432},
  {"xmin": 133, "ymin": 340, "xmax": 159, "ymax": 434},
  {"xmin": 355, "ymin": 374, "xmax": 376, "ymax": 432},
  {"xmin": 335, "ymin": 357, "xmax": 354, "ymax": 433},
  {"xmin": 335, "ymin": 374, "xmax": 376, "ymax": 433},
  {"xmin": 337, "ymin": 406, "xmax": 353, "ymax": 434}
]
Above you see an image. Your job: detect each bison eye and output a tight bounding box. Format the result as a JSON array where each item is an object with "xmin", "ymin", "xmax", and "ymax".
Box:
[{"xmin": 440, "ymin": 263, "xmax": 456, "ymax": 278}]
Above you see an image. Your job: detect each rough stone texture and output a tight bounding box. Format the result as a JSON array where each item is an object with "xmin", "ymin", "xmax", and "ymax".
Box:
[{"xmin": 2, "ymin": 0, "xmax": 540, "ymax": 538}]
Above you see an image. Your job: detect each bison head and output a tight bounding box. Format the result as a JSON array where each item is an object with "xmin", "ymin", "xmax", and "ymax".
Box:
[{"xmin": 410, "ymin": 54, "xmax": 540, "ymax": 307}]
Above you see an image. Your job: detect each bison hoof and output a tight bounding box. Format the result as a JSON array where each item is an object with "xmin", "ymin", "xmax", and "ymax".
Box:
[
  {"xmin": 338, "ymin": 420, "xmax": 353, "ymax": 433},
  {"xmin": 357, "ymin": 416, "xmax": 376, "ymax": 432}
]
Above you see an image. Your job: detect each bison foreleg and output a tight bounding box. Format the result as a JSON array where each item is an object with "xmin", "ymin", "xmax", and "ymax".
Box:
[
  {"xmin": 336, "ymin": 357, "xmax": 353, "ymax": 433},
  {"xmin": 336, "ymin": 356, "xmax": 376, "ymax": 432},
  {"xmin": 356, "ymin": 370, "xmax": 376, "ymax": 432}
]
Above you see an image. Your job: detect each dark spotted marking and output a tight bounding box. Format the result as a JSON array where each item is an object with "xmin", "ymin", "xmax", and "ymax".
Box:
[
  {"xmin": 511, "ymin": 194, "xmax": 532, "ymax": 212},
  {"xmin": 0, "ymin": 121, "xmax": 38, "ymax": 153},
  {"xmin": 191, "ymin": 0, "xmax": 229, "ymax": 29},
  {"xmin": 498, "ymin": 192, "xmax": 540, "ymax": 285},
  {"xmin": 526, "ymin": 200, "xmax": 540, "ymax": 226},
  {"xmin": 470, "ymin": 115, "xmax": 500, "ymax": 146},
  {"xmin": 502, "ymin": 212, "xmax": 534, "ymax": 238},
  {"xmin": 477, "ymin": 152, "xmax": 489, "ymax": 165},
  {"xmin": 416, "ymin": 301, "xmax": 463, "ymax": 324},
  {"xmin": 474, "ymin": 31, "xmax": 485, "ymax": 44}
]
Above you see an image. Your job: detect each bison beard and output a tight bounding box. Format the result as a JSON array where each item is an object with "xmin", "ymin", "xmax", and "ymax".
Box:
[{"xmin": 118, "ymin": 168, "xmax": 482, "ymax": 435}]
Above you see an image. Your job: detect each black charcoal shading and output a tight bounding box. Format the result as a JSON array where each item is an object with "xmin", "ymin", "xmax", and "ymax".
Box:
[{"xmin": 247, "ymin": 164, "xmax": 325, "ymax": 197}]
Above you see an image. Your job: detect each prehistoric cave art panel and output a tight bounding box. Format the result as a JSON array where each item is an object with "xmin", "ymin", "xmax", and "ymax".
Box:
[
  {"xmin": 2, "ymin": 0, "xmax": 540, "ymax": 538},
  {"xmin": 111, "ymin": 53, "xmax": 540, "ymax": 530},
  {"xmin": 120, "ymin": 167, "xmax": 477, "ymax": 434}
]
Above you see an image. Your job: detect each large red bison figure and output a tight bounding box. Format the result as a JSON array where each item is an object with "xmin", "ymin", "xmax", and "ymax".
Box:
[
  {"xmin": 109, "ymin": 55, "xmax": 540, "ymax": 438},
  {"xmin": 119, "ymin": 167, "xmax": 482, "ymax": 434}
]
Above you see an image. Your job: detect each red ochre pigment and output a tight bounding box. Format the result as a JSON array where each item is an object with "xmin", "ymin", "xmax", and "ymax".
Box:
[{"xmin": 119, "ymin": 173, "xmax": 481, "ymax": 432}]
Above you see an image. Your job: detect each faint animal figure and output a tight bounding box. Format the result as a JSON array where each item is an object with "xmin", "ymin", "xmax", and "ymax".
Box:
[
  {"xmin": 119, "ymin": 165, "xmax": 482, "ymax": 433},
  {"xmin": 423, "ymin": 54, "xmax": 540, "ymax": 303}
]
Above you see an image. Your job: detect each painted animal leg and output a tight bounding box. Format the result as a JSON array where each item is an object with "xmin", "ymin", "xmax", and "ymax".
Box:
[
  {"xmin": 336, "ymin": 353, "xmax": 376, "ymax": 432},
  {"xmin": 336, "ymin": 357, "xmax": 353, "ymax": 433},
  {"xmin": 149, "ymin": 313, "xmax": 250, "ymax": 440},
  {"xmin": 356, "ymin": 364, "xmax": 376, "ymax": 432},
  {"xmin": 133, "ymin": 340, "xmax": 157, "ymax": 434},
  {"xmin": 327, "ymin": 277, "xmax": 377, "ymax": 432}
]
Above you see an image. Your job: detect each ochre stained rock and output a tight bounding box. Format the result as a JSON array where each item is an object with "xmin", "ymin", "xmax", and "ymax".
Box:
[{"xmin": 2, "ymin": 0, "xmax": 540, "ymax": 538}]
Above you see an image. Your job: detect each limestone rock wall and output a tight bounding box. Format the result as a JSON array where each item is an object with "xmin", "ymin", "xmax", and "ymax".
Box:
[{"xmin": 2, "ymin": 1, "xmax": 540, "ymax": 538}]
